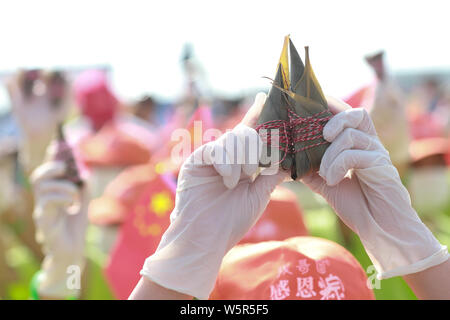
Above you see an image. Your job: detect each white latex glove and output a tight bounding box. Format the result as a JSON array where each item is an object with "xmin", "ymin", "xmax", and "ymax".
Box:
[
  {"xmin": 301, "ymin": 107, "xmax": 449, "ymax": 280},
  {"xmin": 8, "ymin": 74, "xmax": 69, "ymax": 173},
  {"xmin": 31, "ymin": 161, "xmax": 88, "ymax": 298},
  {"xmin": 140, "ymin": 93, "xmax": 287, "ymax": 299}
]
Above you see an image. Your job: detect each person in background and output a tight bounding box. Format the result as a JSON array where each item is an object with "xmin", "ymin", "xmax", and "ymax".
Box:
[
  {"xmin": 125, "ymin": 94, "xmax": 165, "ymax": 141},
  {"xmin": 0, "ymin": 70, "xmax": 70, "ymax": 290},
  {"xmin": 364, "ymin": 51, "xmax": 411, "ymax": 177},
  {"xmin": 407, "ymin": 89, "xmax": 449, "ymax": 221},
  {"xmin": 27, "ymin": 69, "xmax": 161, "ymax": 299},
  {"xmin": 175, "ymin": 43, "xmax": 211, "ymax": 124},
  {"xmin": 210, "ymin": 237, "xmax": 375, "ymax": 300},
  {"xmin": 408, "ymin": 137, "xmax": 449, "ymax": 219},
  {"xmin": 3, "ymin": 69, "xmax": 85, "ymax": 300},
  {"xmin": 131, "ymin": 95, "xmax": 157, "ymax": 127},
  {"xmin": 80, "ymin": 126, "xmax": 151, "ymax": 255},
  {"xmin": 410, "ymin": 79, "xmax": 450, "ymax": 138},
  {"xmin": 344, "ymin": 51, "xmax": 411, "ymax": 177},
  {"xmin": 0, "ymin": 138, "xmax": 24, "ymax": 297},
  {"xmin": 433, "ymin": 84, "xmax": 450, "ymax": 136},
  {"xmin": 67, "ymin": 69, "xmax": 156, "ymax": 198}
]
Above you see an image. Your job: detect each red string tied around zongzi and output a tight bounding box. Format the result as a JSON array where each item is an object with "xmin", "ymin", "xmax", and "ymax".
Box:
[{"xmin": 255, "ymin": 109, "xmax": 332, "ymax": 165}]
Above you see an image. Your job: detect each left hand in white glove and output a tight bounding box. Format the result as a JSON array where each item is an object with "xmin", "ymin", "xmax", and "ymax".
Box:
[
  {"xmin": 140, "ymin": 93, "xmax": 287, "ymax": 299},
  {"xmin": 301, "ymin": 103, "xmax": 448, "ymax": 280},
  {"xmin": 31, "ymin": 161, "xmax": 88, "ymax": 298}
]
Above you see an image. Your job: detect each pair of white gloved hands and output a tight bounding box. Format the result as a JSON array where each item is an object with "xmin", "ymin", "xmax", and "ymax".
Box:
[
  {"xmin": 32, "ymin": 92, "xmax": 448, "ymax": 300},
  {"xmin": 140, "ymin": 93, "xmax": 448, "ymax": 299}
]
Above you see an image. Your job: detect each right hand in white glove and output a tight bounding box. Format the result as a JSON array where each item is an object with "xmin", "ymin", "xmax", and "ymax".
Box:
[
  {"xmin": 31, "ymin": 161, "xmax": 88, "ymax": 298},
  {"xmin": 301, "ymin": 104, "xmax": 449, "ymax": 280},
  {"xmin": 139, "ymin": 93, "xmax": 287, "ymax": 300}
]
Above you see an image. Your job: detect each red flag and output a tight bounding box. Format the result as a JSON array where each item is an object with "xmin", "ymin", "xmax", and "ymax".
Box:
[{"xmin": 104, "ymin": 166, "xmax": 176, "ymax": 299}]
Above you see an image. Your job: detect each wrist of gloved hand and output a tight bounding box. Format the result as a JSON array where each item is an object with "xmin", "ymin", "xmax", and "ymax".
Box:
[{"xmin": 354, "ymin": 165, "xmax": 449, "ymax": 280}]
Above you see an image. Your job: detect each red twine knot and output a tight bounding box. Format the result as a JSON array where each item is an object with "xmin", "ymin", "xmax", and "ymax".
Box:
[{"xmin": 256, "ymin": 109, "xmax": 332, "ymax": 162}]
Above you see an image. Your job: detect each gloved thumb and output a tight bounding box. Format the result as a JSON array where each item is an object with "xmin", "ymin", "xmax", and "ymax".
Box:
[{"xmin": 241, "ymin": 92, "xmax": 267, "ymax": 128}]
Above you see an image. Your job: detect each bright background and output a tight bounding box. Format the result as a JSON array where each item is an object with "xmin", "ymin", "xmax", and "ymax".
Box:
[
  {"xmin": 0, "ymin": 0, "xmax": 449, "ymax": 103},
  {"xmin": 1, "ymin": 0, "xmax": 449, "ymax": 300}
]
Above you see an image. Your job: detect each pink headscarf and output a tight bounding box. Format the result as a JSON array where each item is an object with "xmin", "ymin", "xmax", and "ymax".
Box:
[{"xmin": 74, "ymin": 70, "xmax": 119, "ymax": 131}]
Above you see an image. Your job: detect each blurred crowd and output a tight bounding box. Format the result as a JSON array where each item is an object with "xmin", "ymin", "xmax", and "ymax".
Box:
[{"xmin": 0, "ymin": 46, "xmax": 448, "ymax": 300}]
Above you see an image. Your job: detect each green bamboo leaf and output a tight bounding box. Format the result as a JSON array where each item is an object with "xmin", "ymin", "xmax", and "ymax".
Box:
[
  {"xmin": 290, "ymin": 45, "xmax": 332, "ymax": 179},
  {"xmin": 257, "ymin": 36, "xmax": 332, "ymax": 179},
  {"xmin": 257, "ymin": 64, "xmax": 292, "ymax": 170}
]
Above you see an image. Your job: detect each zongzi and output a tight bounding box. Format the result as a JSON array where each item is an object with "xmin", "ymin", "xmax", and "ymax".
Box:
[{"xmin": 256, "ymin": 36, "xmax": 333, "ymax": 180}]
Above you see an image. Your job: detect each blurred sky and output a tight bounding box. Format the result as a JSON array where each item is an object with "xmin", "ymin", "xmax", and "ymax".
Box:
[{"xmin": 0, "ymin": 0, "xmax": 449, "ymax": 104}]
